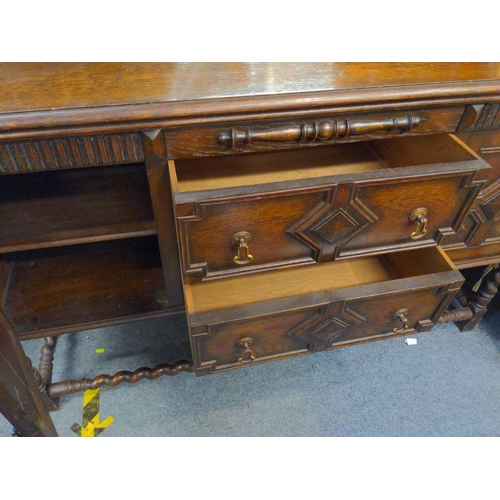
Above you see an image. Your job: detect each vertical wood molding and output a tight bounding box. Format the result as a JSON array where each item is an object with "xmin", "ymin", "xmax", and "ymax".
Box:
[
  {"xmin": 457, "ymin": 103, "xmax": 500, "ymax": 132},
  {"xmin": 142, "ymin": 130, "xmax": 184, "ymax": 307}
]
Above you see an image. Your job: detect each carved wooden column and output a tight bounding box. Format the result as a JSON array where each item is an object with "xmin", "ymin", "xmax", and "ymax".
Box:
[
  {"xmin": 438, "ymin": 265, "xmax": 500, "ymax": 330},
  {"xmin": 455, "ymin": 266, "xmax": 500, "ymax": 331},
  {"xmin": 34, "ymin": 337, "xmax": 59, "ymax": 410},
  {"xmin": 141, "ymin": 129, "xmax": 184, "ymax": 307}
]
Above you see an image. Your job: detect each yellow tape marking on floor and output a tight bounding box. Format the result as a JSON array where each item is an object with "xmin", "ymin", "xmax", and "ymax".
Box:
[{"xmin": 71, "ymin": 388, "xmax": 114, "ymax": 437}]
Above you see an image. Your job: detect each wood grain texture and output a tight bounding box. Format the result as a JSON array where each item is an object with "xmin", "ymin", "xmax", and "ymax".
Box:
[
  {"xmin": 446, "ymin": 241, "xmax": 500, "ymax": 269},
  {"xmin": 0, "ymin": 164, "xmax": 155, "ymax": 253},
  {"xmin": 146, "ymin": 161, "xmax": 184, "ymax": 307},
  {"xmin": 444, "ymin": 129, "xmax": 500, "ymax": 265},
  {"xmin": 1, "ymin": 237, "xmax": 169, "ymax": 338},
  {"xmin": 2, "ymin": 63, "xmax": 499, "ymax": 114},
  {"xmin": 0, "ymin": 309, "xmax": 58, "ymax": 436},
  {"xmin": 457, "ymin": 103, "xmax": 500, "ymax": 132},
  {"xmin": 174, "ymin": 142, "xmax": 383, "ymax": 191},
  {"xmin": 187, "ymin": 247, "xmax": 463, "ymax": 374},
  {"xmin": 0, "ymin": 63, "xmax": 499, "ymax": 140},
  {"xmin": 165, "ymin": 107, "xmax": 467, "ymax": 158},
  {"xmin": 171, "ymin": 137, "xmax": 489, "ymax": 283}
]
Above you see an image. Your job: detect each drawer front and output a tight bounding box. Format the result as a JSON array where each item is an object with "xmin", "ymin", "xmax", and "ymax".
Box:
[
  {"xmin": 191, "ymin": 283, "xmax": 458, "ymax": 375},
  {"xmin": 444, "ymin": 129, "xmax": 500, "ymax": 266},
  {"xmin": 185, "ymin": 247, "xmax": 464, "ymax": 375},
  {"xmin": 175, "ymin": 169, "xmax": 481, "ymax": 283},
  {"xmin": 164, "ymin": 107, "xmax": 467, "ymax": 158}
]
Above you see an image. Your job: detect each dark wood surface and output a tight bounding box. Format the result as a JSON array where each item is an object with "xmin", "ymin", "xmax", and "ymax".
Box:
[
  {"xmin": 143, "ymin": 130, "xmax": 184, "ymax": 307},
  {"xmin": 0, "ymin": 63, "xmax": 499, "ymax": 140},
  {"xmin": 0, "ymin": 132, "xmax": 144, "ymax": 173},
  {"xmin": 0, "ymin": 164, "xmax": 155, "ymax": 253},
  {"xmin": 1, "ymin": 63, "xmax": 499, "ymax": 114},
  {"xmin": 0, "ymin": 310, "xmax": 57, "ymax": 436},
  {"xmin": 446, "ymin": 129, "xmax": 500, "ymax": 266},
  {"xmin": 1, "ymin": 63, "xmax": 500, "ymax": 431},
  {"xmin": 186, "ymin": 247, "xmax": 463, "ymax": 375},
  {"xmin": 164, "ymin": 107, "xmax": 468, "ymax": 158},
  {"xmin": 1, "ymin": 237, "xmax": 169, "ymax": 339},
  {"xmin": 171, "ymin": 136, "xmax": 489, "ymax": 283}
]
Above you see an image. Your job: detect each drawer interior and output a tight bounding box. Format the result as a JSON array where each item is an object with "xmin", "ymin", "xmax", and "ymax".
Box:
[
  {"xmin": 184, "ymin": 246, "xmax": 457, "ymax": 315},
  {"xmin": 173, "ymin": 134, "xmax": 479, "ymax": 192}
]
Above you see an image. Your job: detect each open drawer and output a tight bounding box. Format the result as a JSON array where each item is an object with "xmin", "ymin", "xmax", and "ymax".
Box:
[
  {"xmin": 185, "ymin": 246, "xmax": 463, "ymax": 375},
  {"xmin": 170, "ymin": 134, "xmax": 490, "ymax": 284}
]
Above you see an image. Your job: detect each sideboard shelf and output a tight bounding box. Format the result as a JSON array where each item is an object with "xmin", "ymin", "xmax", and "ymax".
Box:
[
  {"xmin": 0, "ymin": 163, "xmax": 155, "ymax": 253},
  {"xmin": 0, "ymin": 236, "xmax": 172, "ymax": 340}
]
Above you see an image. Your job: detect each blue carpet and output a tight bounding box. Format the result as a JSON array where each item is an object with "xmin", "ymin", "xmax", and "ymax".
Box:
[{"xmin": 2, "ymin": 304, "xmax": 500, "ymax": 437}]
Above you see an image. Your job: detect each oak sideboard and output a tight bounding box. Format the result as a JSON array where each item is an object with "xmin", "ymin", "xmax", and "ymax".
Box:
[{"xmin": 1, "ymin": 63, "xmax": 500, "ymax": 436}]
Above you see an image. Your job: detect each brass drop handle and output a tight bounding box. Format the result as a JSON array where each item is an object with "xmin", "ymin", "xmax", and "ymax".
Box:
[
  {"xmin": 236, "ymin": 337, "xmax": 256, "ymax": 363},
  {"xmin": 409, "ymin": 207, "xmax": 428, "ymax": 240},
  {"xmin": 392, "ymin": 308, "xmax": 410, "ymax": 333},
  {"xmin": 232, "ymin": 231, "xmax": 253, "ymax": 265}
]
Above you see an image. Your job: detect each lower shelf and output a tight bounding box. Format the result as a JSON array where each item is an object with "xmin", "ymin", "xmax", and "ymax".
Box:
[{"xmin": 1, "ymin": 236, "xmax": 174, "ymax": 339}]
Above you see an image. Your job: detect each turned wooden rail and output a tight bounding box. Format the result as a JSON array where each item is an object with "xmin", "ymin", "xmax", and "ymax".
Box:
[
  {"xmin": 47, "ymin": 361, "xmax": 195, "ymax": 398},
  {"xmin": 437, "ymin": 264, "xmax": 500, "ymax": 329},
  {"xmin": 217, "ymin": 115, "xmax": 421, "ymax": 148}
]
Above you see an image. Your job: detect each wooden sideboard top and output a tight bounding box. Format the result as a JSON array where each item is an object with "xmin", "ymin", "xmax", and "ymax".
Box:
[{"xmin": 1, "ymin": 63, "xmax": 500, "ymax": 140}]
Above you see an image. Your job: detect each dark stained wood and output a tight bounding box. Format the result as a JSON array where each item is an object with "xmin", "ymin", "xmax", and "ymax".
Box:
[
  {"xmin": 170, "ymin": 137, "xmax": 489, "ymax": 283},
  {"xmin": 454, "ymin": 266, "xmax": 500, "ymax": 331},
  {"xmin": 446, "ymin": 242, "xmax": 500, "ymax": 269},
  {"xmin": 0, "ymin": 164, "xmax": 156, "ymax": 253},
  {"xmin": 457, "ymin": 129, "xmax": 500, "ymax": 188},
  {"xmin": 438, "ymin": 306, "xmax": 474, "ymax": 324},
  {"xmin": 444, "ymin": 129, "xmax": 500, "ymax": 265},
  {"xmin": 47, "ymin": 361, "xmax": 195, "ymax": 398},
  {"xmin": 185, "ymin": 247, "xmax": 463, "ymax": 375},
  {"xmin": 457, "ymin": 103, "xmax": 500, "ymax": 132},
  {"xmin": 2, "ymin": 63, "xmax": 500, "ymax": 430},
  {"xmin": 0, "ymin": 133, "xmax": 144, "ymax": 173},
  {"xmin": 217, "ymin": 114, "xmax": 419, "ymax": 147},
  {"xmin": 0, "ymin": 309, "xmax": 58, "ymax": 436},
  {"xmin": 1, "ymin": 237, "xmax": 169, "ymax": 338},
  {"xmin": 142, "ymin": 130, "xmax": 184, "ymax": 307},
  {"xmin": 0, "ymin": 63, "xmax": 499, "ymax": 140},
  {"xmin": 0, "ymin": 259, "xmax": 11, "ymax": 305},
  {"xmin": 164, "ymin": 107, "xmax": 467, "ymax": 158},
  {"xmin": 1, "ymin": 63, "xmax": 498, "ymax": 114}
]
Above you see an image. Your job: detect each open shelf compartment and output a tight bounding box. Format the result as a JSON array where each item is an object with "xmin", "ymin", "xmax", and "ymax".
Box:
[
  {"xmin": 0, "ymin": 236, "xmax": 171, "ymax": 339},
  {"xmin": 0, "ymin": 164, "xmax": 156, "ymax": 253}
]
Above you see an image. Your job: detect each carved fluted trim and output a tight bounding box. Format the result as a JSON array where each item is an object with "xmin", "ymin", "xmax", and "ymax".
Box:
[
  {"xmin": 47, "ymin": 360, "xmax": 195, "ymax": 398},
  {"xmin": 217, "ymin": 115, "xmax": 420, "ymax": 148},
  {"xmin": 0, "ymin": 133, "xmax": 144, "ymax": 174}
]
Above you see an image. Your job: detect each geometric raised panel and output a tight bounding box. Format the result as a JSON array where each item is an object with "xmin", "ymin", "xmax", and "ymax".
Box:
[
  {"xmin": 312, "ymin": 208, "xmax": 359, "ymax": 245},
  {"xmin": 286, "ymin": 301, "xmax": 366, "ymax": 352},
  {"xmin": 481, "ymin": 190, "xmax": 500, "ymax": 220},
  {"xmin": 287, "ymin": 185, "xmax": 378, "ymax": 261}
]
